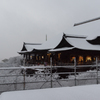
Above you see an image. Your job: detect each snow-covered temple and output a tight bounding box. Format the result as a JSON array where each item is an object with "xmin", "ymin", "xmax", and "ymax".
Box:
[{"xmin": 18, "ymin": 17, "xmax": 100, "ymax": 65}]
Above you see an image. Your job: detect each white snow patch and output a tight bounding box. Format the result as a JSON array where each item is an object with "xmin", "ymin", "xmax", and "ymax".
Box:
[{"xmin": 0, "ymin": 84, "xmax": 100, "ymax": 100}]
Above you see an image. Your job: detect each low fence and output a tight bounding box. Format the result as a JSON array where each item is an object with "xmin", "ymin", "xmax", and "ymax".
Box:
[{"xmin": 0, "ymin": 57, "xmax": 100, "ymax": 93}]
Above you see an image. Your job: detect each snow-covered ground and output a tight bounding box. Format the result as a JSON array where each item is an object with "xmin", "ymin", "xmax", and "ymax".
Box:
[{"xmin": 0, "ymin": 84, "xmax": 100, "ymax": 100}]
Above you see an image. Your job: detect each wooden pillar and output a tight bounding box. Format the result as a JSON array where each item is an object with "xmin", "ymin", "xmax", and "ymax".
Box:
[
  {"xmin": 83, "ymin": 56, "xmax": 86, "ymax": 64},
  {"xmin": 29, "ymin": 54, "xmax": 30, "ymax": 60},
  {"xmin": 76, "ymin": 55, "xmax": 79, "ymax": 64},
  {"xmin": 26, "ymin": 54, "xmax": 27, "ymax": 60},
  {"xmin": 33, "ymin": 54, "xmax": 36, "ymax": 65},
  {"xmin": 91, "ymin": 56, "xmax": 94, "ymax": 62}
]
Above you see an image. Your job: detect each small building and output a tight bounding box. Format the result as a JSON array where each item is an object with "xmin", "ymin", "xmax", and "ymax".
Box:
[{"xmin": 18, "ymin": 18, "xmax": 100, "ymax": 65}]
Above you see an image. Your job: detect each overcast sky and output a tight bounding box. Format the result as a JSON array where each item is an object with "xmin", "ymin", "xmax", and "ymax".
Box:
[{"xmin": 0, "ymin": 0, "xmax": 100, "ymax": 60}]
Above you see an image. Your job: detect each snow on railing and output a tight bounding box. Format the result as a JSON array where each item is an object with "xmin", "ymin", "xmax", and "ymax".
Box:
[{"xmin": 0, "ymin": 57, "xmax": 100, "ymax": 93}]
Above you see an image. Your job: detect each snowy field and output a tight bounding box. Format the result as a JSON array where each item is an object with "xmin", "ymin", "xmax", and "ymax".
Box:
[{"xmin": 0, "ymin": 84, "xmax": 100, "ymax": 100}]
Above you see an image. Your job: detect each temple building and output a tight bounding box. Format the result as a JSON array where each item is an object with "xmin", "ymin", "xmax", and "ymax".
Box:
[{"xmin": 18, "ymin": 17, "xmax": 100, "ymax": 65}]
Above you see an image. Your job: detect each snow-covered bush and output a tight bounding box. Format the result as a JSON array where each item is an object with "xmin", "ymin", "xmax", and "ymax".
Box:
[{"xmin": 0, "ymin": 56, "xmax": 23, "ymax": 67}]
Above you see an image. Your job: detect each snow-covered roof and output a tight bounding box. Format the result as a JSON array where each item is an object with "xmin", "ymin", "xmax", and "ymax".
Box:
[
  {"xmin": 20, "ymin": 33, "xmax": 64, "ymax": 52},
  {"xmin": 25, "ymin": 44, "xmax": 40, "ymax": 51},
  {"xmin": 22, "ymin": 43, "xmax": 42, "ymax": 51},
  {"xmin": 49, "ymin": 47, "xmax": 74, "ymax": 52},
  {"xmin": 65, "ymin": 37, "xmax": 100, "ymax": 51},
  {"xmin": 35, "ymin": 33, "xmax": 64, "ymax": 50},
  {"xmin": 19, "ymin": 32, "xmax": 100, "ymax": 54},
  {"xmin": 18, "ymin": 50, "xmax": 31, "ymax": 54}
]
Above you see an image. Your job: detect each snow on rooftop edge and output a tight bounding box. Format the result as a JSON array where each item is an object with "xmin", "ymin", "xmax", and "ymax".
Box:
[
  {"xmin": 49, "ymin": 47, "xmax": 74, "ymax": 52},
  {"xmin": 65, "ymin": 37, "xmax": 100, "ymax": 50},
  {"xmin": 65, "ymin": 33, "xmax": 87, "ymax": 38},
  {"xmin": 0, "ymin": 84, "xmax": 100, "ymax": 100}
]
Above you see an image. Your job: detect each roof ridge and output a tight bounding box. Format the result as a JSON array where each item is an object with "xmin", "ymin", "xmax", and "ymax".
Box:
[
  {"xmin": 63, "ymin": 33, "xmax": 87, "ymax": 38},
  {"xmin": 24, "ymin": 43, "xmax": 41, "ymax": 45},
  {"xmin": 74, "ymin": 17, "xmax": 100, "ymax": 26}
]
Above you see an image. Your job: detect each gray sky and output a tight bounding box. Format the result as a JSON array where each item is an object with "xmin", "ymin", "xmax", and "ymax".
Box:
[{"xmin": 0, "ymin": 0, "xmax": 100, "ymax": 60}]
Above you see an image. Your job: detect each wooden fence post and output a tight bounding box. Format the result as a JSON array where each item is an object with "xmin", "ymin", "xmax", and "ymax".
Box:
[
  {"xmin": 74, "ymin": 57, "xmax": 76, "ymax": 86},
  {"xmin": 23, "ymin": 68, "xmax": 26, "ymax": 90},
  {"xmin": 50, "ymin": 57, "xmax": 53, "ymax": 88},
  {"xmin": 96, "ymin": 57, "xmax": 98, "ymax": 84}
]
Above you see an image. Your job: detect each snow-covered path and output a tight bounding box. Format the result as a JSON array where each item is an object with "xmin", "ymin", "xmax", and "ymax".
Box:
[{"xmin": 0, "ymin": 84, "xmax": 100, "ymax": 100}]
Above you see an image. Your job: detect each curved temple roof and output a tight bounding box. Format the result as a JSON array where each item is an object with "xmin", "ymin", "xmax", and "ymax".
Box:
[
  {"xmin": 49, "ymin": 35, "xmax": 100, "ymax": 52},
  {"xmin": 18, "ymin": 33, "xmax": 64, "ymax": 54},
  {"xmin": 65, "ymin": 37, "xmax": 100, "ymax": 51},
  {"xmin": 18, "ymin": 33, "xmax": 100, "ymax": 54}
]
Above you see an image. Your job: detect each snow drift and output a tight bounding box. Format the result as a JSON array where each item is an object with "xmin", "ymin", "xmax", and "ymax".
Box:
[{"xmin": 0, "ymin": 84, "xmax": 100, "ymax": 100}]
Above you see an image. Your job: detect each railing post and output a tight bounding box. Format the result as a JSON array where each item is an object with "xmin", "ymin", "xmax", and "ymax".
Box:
[
  {"xmin": 74, "ymin": 57, "xmax": 76, "ymax": 86},
  {"xmin": 23, "ymin": 58, "xmax": 25, "ymax": 66},
  {"xmin": 96, "ymin": 57, "xmax": 98, "ymax": 84},
  {"xmin": 50, "ymin": 57, "xmax": 53, "ymax": 88},
  {"xmin": 23, "ymin": 68, "xmax": 26, "ymax": 90},
  {"xmin": 14, "ymin": 75, "xmax": 17, "ymax": 90}
]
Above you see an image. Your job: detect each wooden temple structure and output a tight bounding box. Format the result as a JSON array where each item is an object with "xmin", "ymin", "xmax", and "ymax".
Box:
[{"xmin": 18, "ymin": 17, "xmax": 100, "ymax": 66}]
